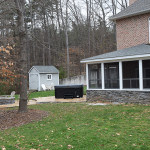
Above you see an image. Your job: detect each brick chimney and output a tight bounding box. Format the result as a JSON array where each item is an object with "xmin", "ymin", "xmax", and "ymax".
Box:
[{"xmin": 129, "ymin": 0, "xmax": 137, "ymax": 5}]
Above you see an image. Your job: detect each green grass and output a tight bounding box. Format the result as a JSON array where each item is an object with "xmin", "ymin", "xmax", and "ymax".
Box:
[
  {"xmin": 83, "ymin": 86, "xmax": 87, "ymax": 95},
  {"xmin": 0, "ymin": 104, "xmax": 150, "ymax": 150},
  {"xmin": 15, "ymin": 90, "xmax": 55, "ymax": 100},
  {"xmin": 15, "ymin": 86, "xmax": 87, "ymax": 100},
  {"xmin": 29, "ymin": 90, "xmax": 55, "ymax": 100},
  {"xmin": 15, "ymin": 94, "xmax": 19, "ymax": 100}
]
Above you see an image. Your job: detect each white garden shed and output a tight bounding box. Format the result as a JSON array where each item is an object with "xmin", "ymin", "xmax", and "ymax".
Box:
[{"xmin": 29, "ymin": 66, "xmax": 59, "ymax": 91}]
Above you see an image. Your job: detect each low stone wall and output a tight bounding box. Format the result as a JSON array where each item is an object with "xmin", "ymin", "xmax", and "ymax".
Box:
[
  {"xmin": 86, "ymin": 90, "xmax": 150, "ymax": 104},
  {"xmin": 0, "ymin": 97, "xmax": 15, "ymax": 105}
]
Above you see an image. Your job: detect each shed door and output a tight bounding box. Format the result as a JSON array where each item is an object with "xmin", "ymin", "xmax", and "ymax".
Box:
[{"xmin": 30, "ymin": 74, "xmax": 38, "ymax": 90}]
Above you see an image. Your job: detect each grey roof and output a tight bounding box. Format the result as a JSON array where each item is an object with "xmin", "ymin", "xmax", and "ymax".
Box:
[
  {"xmin": 110, "ymin": 0, "xmax": 150, "ymax": 21},
  {"xmin": 81, "ymin": 44, "xmax": 150, "ymax": 62},
  {"xmin": 32, "ymin": 66, "xmax": 59, "ymax": 74}
]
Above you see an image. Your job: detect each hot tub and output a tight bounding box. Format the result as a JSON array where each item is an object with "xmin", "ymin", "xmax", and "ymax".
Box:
[{"xmin": 55, "ymin": 85, "xmax": 83, "ymax": 99}]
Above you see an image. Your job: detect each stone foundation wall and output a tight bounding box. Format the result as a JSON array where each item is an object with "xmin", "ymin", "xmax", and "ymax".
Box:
[
  {"xmin": 86, "ymin": 90, "xmax": 150, "ymax": 104},
  {"xmin": 0, "ymin": 97, "xmax": 15, "ymax": 105}
]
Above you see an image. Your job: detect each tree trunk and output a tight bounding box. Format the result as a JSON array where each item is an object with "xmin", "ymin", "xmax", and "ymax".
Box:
[
  {"xmin": 65, "ymin": 0, "xmax": 70, "ymax": 78},
  {"xmin": 14, "ymin": 0, "xmax": 28, "ymax": 113}
]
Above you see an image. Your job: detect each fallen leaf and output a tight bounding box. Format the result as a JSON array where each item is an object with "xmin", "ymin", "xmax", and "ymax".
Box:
[
  {"xmin": 116, "ymin": 133, "xmax": 120, "ymax": 136},
  {"xmin": 2, "ymin": 146, "xmax": 6, "ymax": 150},
  {"xmin": 68, "ymin": 145, "xmax": 73, "ymax": 149}
]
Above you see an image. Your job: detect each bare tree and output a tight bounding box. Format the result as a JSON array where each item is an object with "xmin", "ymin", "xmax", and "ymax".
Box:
[
  {"xmin": 14, "ymin": 0, "xmax": 28, "ymax": 113},
  {"xmin": 65, "ymin": 0, "xmax": 70, "ymax": 77}
]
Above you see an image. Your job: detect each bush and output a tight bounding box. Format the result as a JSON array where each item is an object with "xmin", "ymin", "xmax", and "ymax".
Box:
[
  {"xmin": 59, "ymin": 67, "xmax": 67, "ymax": 79},
  {"xmin": 0, "ymin": 82, "xmax": 17, "ymax": 95}
]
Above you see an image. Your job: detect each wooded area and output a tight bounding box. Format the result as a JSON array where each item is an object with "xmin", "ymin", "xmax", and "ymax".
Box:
[{"xmin": 0, "ymin": 0, "xmax": 128, "ymax": 95}]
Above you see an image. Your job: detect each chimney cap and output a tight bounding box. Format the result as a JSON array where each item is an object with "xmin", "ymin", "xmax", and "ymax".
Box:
[{"xmin": 129, "ymin": 0, "xmax": 137, "ymax": 5}]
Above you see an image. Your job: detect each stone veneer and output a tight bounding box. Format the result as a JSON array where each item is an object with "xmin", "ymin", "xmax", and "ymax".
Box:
[
  {"xmin": 0, "ymin": 97, "xmax": 15, "ymax": 105},
  {"xmin": 86, "ymin": 90, "xmax": 150, "ymax": 104}
]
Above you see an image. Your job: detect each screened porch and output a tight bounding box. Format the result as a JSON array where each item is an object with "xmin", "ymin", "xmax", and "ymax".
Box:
[{"xmin": 87, "ymin": 59, "xmax": 150, "ymax": 90}]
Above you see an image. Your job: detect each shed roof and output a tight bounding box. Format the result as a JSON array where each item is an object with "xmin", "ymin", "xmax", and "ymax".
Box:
[
  {"xmin": 110, "ymin": 0, "xmax": 150, "ymax": 21},
  {"xmin": 29, "ymin": 66, "xmax": 59, "ymax": 74},
  {"xmin": 81, "ymin": 44, "xmax": 150, "ymax": 63}
]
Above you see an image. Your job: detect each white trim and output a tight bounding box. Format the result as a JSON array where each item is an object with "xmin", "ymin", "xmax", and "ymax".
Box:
[
  {"xmin": 86, "ymin": 64, "xmax": 89, "ymax": 90},
  {"xmin": 38, "ymin": 74, "xmax": 40, "ymax": 91},
  {"xmin": 86, "ymin": 59, "xmax": 150, "ymax": 92},
  {"xmin": 47, "ymin": 74, "xmax": 52, "ymax": 80},
  {"xmin": 28, "ymin": 66, "xmax": 39, "ymax": 73},
  {"xmin": 58, "ymin": 74, "xmax": 60, "ymax": 85},
  {"xmin": 119, "ymin": 61, "xmax": 123, "ymax": 90},
  {"xmin": 139, "ymin": 60, "xmax": 143, "ymax": 90},
  {"xmin": 87, "ymin": 88, "xmax": 150, "ymax": 92},
  {"xmin": 81, "ymin": 54, "xmax": 150, "ymax": 63},
  {"xmin": 101, "ymin": 63, "xmax": 105, "ymax": 89}
]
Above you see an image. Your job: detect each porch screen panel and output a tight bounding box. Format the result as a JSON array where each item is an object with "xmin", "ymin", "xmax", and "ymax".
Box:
[
  {"xmin": 123, "ymin": 61, "xmax": 139, "ymax": 89},
  {"xmin": 143, "ymin": 59, "xmax": 150, "ymax": 88},
  {"xmin": 104, "ymin": 62, "xmax": 119, "ymax": 89},
  {"xmin": 88, "ymin": 64, "xmax": 102, "ymax": 89}
]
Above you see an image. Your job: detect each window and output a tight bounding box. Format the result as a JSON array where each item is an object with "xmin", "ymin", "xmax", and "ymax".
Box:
[
  {"xmin": 47, "ymin": 74, "xmax": 52, "ymax": 80},
  {"xmin": 123, "ymin": 61, "xmax": 139, "ymax": 89},
  {"xmin": 88, "ymin": 64, "xmax": 102, "ymax": 89},
  {"xmin": 104, "ymin": 62, "xmax": 119, "ymax": 89},
  {"xmin": 143, "ymin": 59, "xmax": 150, "ymax": 89}
]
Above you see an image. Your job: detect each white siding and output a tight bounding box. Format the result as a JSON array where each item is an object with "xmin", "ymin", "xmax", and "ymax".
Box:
[
  {"xmin": 39, "ymin": 73, "xmax": 59, "ymax": 91},
  {"xmin": 29, "ymin": 67, "xmax": 39, "ymax": 74},
  {"xmin": 29, "ymin": 74, "xmax": 39, "ymax": 90}
]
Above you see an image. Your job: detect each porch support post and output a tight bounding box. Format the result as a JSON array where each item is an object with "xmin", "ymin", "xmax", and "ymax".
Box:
[
  {"xmin": 101, "ymin": 63, "xmax": 105, "ymax": 89},
  {"xmin": 139, "ymin": 60, "xmax": 143, "ymax": 90},
  {"xmin": 119, "ymin": 61, "xmax": 123, "ymax": 90},
  {"xmin": 86, "ymin": 63, "xmax": 89, "ymax": 90}
]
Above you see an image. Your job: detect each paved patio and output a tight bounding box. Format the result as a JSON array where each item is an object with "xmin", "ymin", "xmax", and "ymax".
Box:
[{"xmin": 0, "ymin": 95, "xmax": 87, "ymax": 108}]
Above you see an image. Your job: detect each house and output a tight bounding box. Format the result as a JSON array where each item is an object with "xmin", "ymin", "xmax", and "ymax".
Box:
[
  {"xmin": 29, "ymin": 66, "xmax": 59, "ymax": 91},
  {"xmin": 81, "ymin": 0, "xmax": 150, "ymax": 104}
]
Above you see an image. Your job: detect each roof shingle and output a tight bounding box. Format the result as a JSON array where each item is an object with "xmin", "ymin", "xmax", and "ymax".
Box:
[
  {"xmin": 110, "ymin": 0, "xmax": 150, "ymax": 21},
  {"xmin": 81, "ymin": 44, "xmax": 150, "ymax": 62},
  {"xmin": 32, "ymin": 66, "xmax": 59, "ymax": 74}
]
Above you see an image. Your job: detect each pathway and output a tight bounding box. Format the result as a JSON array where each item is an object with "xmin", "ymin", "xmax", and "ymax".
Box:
[{"xmin": 0, "ymin": 95, "xmax": 87, "ymax": 108}]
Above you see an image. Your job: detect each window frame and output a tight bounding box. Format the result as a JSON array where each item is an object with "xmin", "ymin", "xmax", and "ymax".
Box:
[
  {"xmin": 143, "ymin": 59, "xmax": 150, "ymax": 89},
  {"xmin": 122, "ymin": 60, "xmax": 140, "ymax": 89},
  {"xmin": 104, "ymin": 62, "xmax": 120, "ymax": 89},
  {"xmin": 88, "ymin": 63, "xmax": 102, "ymax": 89},
  {"xmin": 47, "ymin": 74, "xmax": 52, "ymax": 80}
]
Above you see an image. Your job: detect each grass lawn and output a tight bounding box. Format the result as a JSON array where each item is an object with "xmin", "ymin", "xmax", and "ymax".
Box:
[
  {"xmin": 0, "ymin": 104, "xmax": 150, "ymax": 150},
  {"xmin": 15, "ymin": 90, "xmax": 55, "ymax": 100},
  {"xmin": 15, "ymin": 86, "xmax": 87, "ymax": 100}
]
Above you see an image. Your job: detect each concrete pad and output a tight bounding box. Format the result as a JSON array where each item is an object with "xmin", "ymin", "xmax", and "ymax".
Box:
[
  {"xmin": 35, "ymin": 95, "xmax": 86, "ymax": 104},
  {"xmin": 0, "ymin": 96, "xmax": 86, "ymax": 108},
  {"xmin": 88, "ymin": 103, "xmax": 108, "ymax": 106}
]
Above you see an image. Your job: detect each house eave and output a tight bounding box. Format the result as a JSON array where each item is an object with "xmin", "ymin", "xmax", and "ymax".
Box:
[
  {"xmin": 81, "ymin": 54, "xmax": 150, "ymax": 64},
  {"xmin": 110, "ymin": 10, "xmax": 150, "ymax": 21}
]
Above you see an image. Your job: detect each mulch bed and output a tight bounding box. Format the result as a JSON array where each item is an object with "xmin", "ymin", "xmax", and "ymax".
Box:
[{"xmin": 0, "ymin": 109, "xmax": 49, "ymax": 130}]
